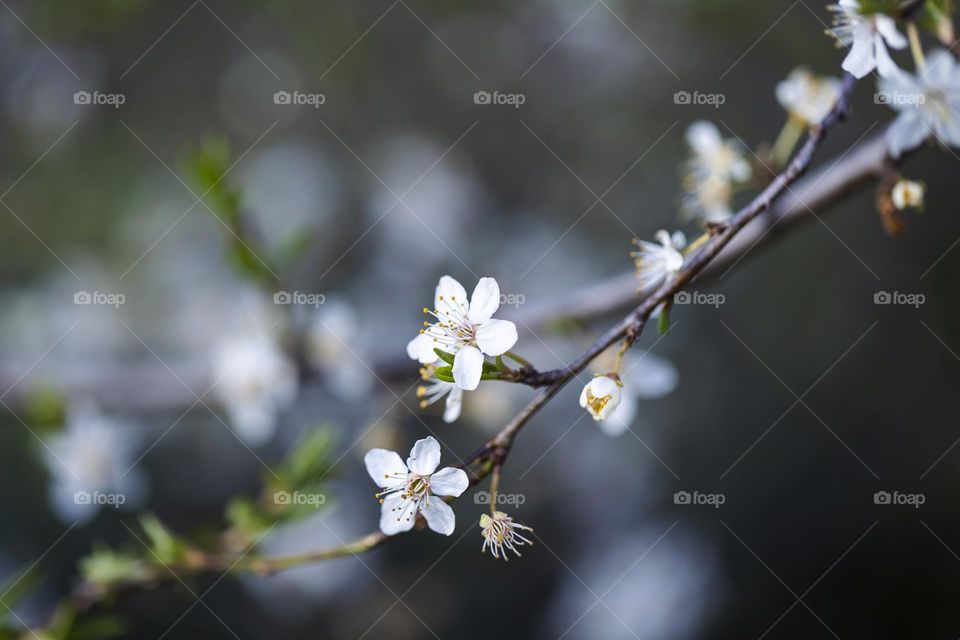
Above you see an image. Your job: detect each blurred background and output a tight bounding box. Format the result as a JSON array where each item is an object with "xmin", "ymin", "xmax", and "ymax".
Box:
[{"xmin": 1, "ymin": 0, "xmax": 959, "ymax": 638}]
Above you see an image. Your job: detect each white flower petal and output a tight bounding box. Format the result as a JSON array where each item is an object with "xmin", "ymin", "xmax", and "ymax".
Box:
[
  {"xmin": 430, "ymin": 467, "xmax": 469, "ymax": 497},
  {"xmin": 686, "ymin": 121, "xmax": 721, "ymax": 154},
  {"xmin": 407, "ymin": 436, "xmax": 442, "ymax": 476},
  {"xmin": 406, "ymin": 333, "xmax": 439, "ymax": 364},
  {"xmin": 434, "ymin": 275, "xmax": 468, "ymax": 312},
  {"xmin": 452, "ymin": 346, "xmax": 484, "ymax": 390},
  {"xmin": 626, "ymin": 353, "xmax": 680, "ymax": 399},
  {"xmin": 475, "ymin": 319, "xmax": 518, "ymax": 357},
  {"xmin": 420, "ymin": 498, "xmax": 457, "ymax": 535},
  {"xmin": 874, "ymin": 33, "xmax": 902, "ymax": 78},
  {"xmin": 842, "ymin": 32, "xmax": 875, "ymax": 78},
  {"xmin": 379, "ymin": 496, "xmax": 417, "ymax": 536},
  {"xmin": 443, "ymin": 387, "xmax": 463, "ymax": 423},
  {"xmin": 364, "ymin": 449, "xmax": 408, "ymax": 488},
  {"xmin": 581, "ymin": 376, "xmax": 622, "ymax": 421},
  {"xmin": 600, "ymin": 390, "xmax": 636, "ymax": 437},
  {"xmin": 468, "ymin": 277, "xmax": 501, "ymax": 324},
  {"xmin": 886, "ymin": 111, "xmax": 929, "ymax": 158},
  {"xmin": 876, "ymin": 15, "xmax": 907, "ymax": 50}
]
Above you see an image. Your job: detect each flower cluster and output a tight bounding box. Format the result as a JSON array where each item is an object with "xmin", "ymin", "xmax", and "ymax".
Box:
[{"xmin": 823, "ymin": 1, "xmax": 960, "ymax": 158}]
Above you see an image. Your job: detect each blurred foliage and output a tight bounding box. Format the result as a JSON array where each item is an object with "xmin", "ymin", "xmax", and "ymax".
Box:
[
  {"xmin": 182, "ymin": 137, "xmax": 313, "ymax": 285},
  {"xmin": 21, "ymin": 387, "xmax": 67, "ymax": 434},
  {"xmin": 226, "ymin": 426, "xmax": 338, "ymax": 538},
  {"xmin": 32, "ymin": 0, "xmax": 150, "ymax": 38}
]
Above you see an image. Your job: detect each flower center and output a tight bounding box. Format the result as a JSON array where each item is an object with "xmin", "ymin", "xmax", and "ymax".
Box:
[
  {"xmin": 420, "ymin": 294, "xmax": 476, "ymax": 351},
  {"xmin": 585, "ymin": 390, "xmax": 612, "ymax": 416}
]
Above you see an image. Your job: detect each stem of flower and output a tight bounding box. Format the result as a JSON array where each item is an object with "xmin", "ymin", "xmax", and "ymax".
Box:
[
  {"xmin": 488, "ymin": 464, "xmax": 502, "ymax": 515},
  {"xmin": 908, "ymin": 21, "xmax": 926, "ymax": 72},
  {"xmin": 772, "ymin": 114, "xmax": 806, "ymax": 167},
  {"xmin": 503, "ymin": 351, "xmax": 532, "ymax": 368},
  {"xmin": 682, "ymin": 231, "xmax": 712, "ymax": 256}
]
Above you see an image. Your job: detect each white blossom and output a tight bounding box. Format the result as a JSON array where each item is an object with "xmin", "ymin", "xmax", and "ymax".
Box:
[
  {"xmin": 685, "ymin": 121, "xmax": 752, "ymax": 184},
  {"xmin": 480, "ymin": 511, "xmax": 534, "ymax": 560},
  {"xmin": 682, "ymin": 176, "xmax": 736, "ymax": 225},
  {"xmin": 44, "ymin": 409, "xmax": 147, "ymax": 524},
  {"xmin": 881, "ymin": 49, "xmax": 960, "ymax": 158},
  {"xmin": 682, "ymin": 121, "xmax": 752, "ymax": 225},
  {"xmin": 776, "ymin": 67, "xmax": 843, "ymax": 125},
  {"xmin": 829, "ymin": 0, "xmax": 906, "ymax": 79},
  {"xmin": 892, "ymin": 179, "xmax": 926, "ymax": 210},
  {"xmin": 417, "ymin": 367, "xmax": 464, "ymax": 423},
  {"xmin": 364, "ymin": 436, "xmax": 469, "ymax": 536},
  {"xmin": 632, "ymin": 230, "xmax": 686, "ymax": 292},
  {"xmin": 406, "ymin": 276, "xmax": 518, "ymax": 391},
  {"xmin": 212, "ymin": 336, "xmax": 298, "ymax": 446},
  {"xmin": 579, "ymin": 375, "xmax": 623, "ymax": 422}
]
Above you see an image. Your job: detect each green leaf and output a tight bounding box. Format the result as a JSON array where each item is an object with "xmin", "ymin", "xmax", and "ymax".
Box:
[
  {"xmin": 79, "ymin": 548, "xmax": 150, "ymax": 590},
  {"xmin": 0, "ymin": 562, "xmax": 43, "ymax": 623},
  {"xmin": 139, "ymin": 514, "xmax": 184, "ymax": 565},
  {"xmin": 275, "ymin": 427, "xmax": 337, "ymax": 491},
  {"xmin": 658, "ymin": 304, "xmax": 671, "ymax": 335},
  {"xmin": 433, "ymin": 366, "xmax": 455, "ymax": 383},
  {"xmin": 68, "ymin": 614, "xmax": 127, "ymax": 640},
  {"xmin": 433, "ymin": 348, "xmax": 456, "ymax": 365}
]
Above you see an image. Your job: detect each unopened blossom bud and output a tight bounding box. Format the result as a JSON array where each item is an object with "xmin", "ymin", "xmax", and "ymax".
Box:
[
  {"xmin": 579, "ymin": 375, "xmax": 622, "ymax": 421},
  {"xmin": 891, "ymin": 179, "xmax": 925, "ymax": 211}
]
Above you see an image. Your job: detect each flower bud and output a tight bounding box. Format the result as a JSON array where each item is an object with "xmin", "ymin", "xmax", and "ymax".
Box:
[
  {"xmin": 891, "ymin": 179, "xmax": 925, "ymax": 211},
  {"xmin": 579, "ymin": 375, "xmax": 622, "ymax": 421}
]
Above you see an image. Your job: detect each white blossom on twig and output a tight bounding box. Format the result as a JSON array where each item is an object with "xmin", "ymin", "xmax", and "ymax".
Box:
[
  {"xmin": 406, "ymin": 276, "xmax": 518, "ymax": 391},
  {"xmin": 632, "ymin": 230, "xmax": 686, "ymax": 292},
  {"xmin": 579, "ymin": 375, "xmax": 623, "ymax": 422},
  {"xmin": 681, "ymin": 121, "xmax": 752, "ymax": 225},
  {"xmin": 364, "ymin": 436, "xmax": 469, "ymax": 536},
  {"xmin": 880, "ymin": 49, "xmax": 960, "ymax": 158},
  {"xmin": 828, "ymin": 0, "xmax": 906, "ymax": 78},
  {"xmin": 480, "ymin": 511, "xmax": 534, "ymax": 560},
  {"xmin": 892, "ymin": 179, "xmax": 926, "ymax": 210},
  {"xmin": 776, "ymin": 67, "xmax": 843, "ymax": 125}
]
